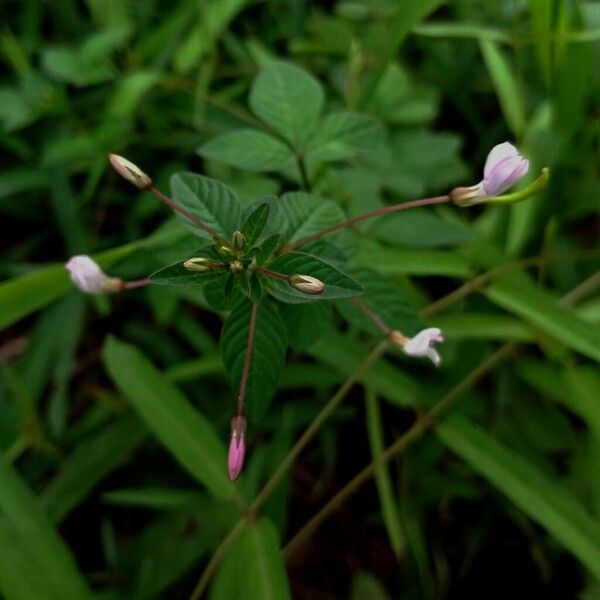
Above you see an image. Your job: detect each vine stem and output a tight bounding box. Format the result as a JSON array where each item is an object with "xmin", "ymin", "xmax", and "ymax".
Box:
[
  {"xmin": 147, "ymin": 185, "xmax": 217, "ymax": 238},
  {"xmin": 282, "ymin": 195, "xmax": 450, "ymax": 251},
  {"xmin": 282, "ymin": 342, "xmax": 516, "ymax": 559},
  {"xmin": 188, "ymin": 340, "xmax": 389, "ymax": 600},
  {"xmin": 237, "ymin": 303, "xmax": 258, "ymax": 415}
]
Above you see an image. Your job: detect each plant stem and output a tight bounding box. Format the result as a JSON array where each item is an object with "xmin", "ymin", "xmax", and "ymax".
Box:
[
  {"xmin": 250, "ymin": 339, "xmax": 389, "ymax": 510},
  {"xmin": 282, "ymin": 195, "xmax": 449, "ymax": 251},
  {"xmin": 237, "ymin": 302, "xmax": 258, "ymax": 415},
  {"xmin": 282, "ymin": 342, "xmax": 515, "ymax": 559},
  {"xmin": 188, "ymin": 340, "xmax": 389, "ymax": 599},
  {"xmin": 147, "ymin": 185, "xmax": 217, "ymax": 238},
  {"xmin": 254, "ymin": 267, "xmax": 291, "ymax": 282},
  {"xmin": 351, "ymin": 299, "xmax": 392, "ymax": 335},
  {"xmin": 189, "ymin": 519, "xmax": 247, "ymax": 600},
  {"xmin": 122, "ymin": 278, "xmax": 150, "ymax": 290}
]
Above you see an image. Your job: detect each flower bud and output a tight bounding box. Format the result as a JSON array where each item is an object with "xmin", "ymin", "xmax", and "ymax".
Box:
[
  {"xmin": 289, "ymin": 275, "xmax": 326, "ymax": 295},
  {"xmin": 399, "ymin": 327, "xmax": 444, "ymax": 367},
  {"xmin": 109, "ymin": 154, "xmax": 152, "ymax": 189},
  {"xmin": 65, "ymin": 255, "xmax": 123, "ymax": 294},
  {"xmin": 451, "ymin": 142, "xmax": 529, "ymax": 206},
  {"xmin": 183, "ymin": 257, "xmax": 213, "ymax": 272},
  {"xmin": 228, "ymin": 415, "xmax": 247, "ymax": 481},
  {"xmin": 230, "ymin": 260, "xmax": 244, "ymax": 273},
  {"xmin": 232, "ymin": 230, "xmax": 246, "ymax": 252}
]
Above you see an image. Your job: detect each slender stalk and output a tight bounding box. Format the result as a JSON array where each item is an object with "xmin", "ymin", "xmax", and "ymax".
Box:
[
  {"xmin": 282, "ymin": 342, "xmax": 515, "ymax": 559},
  {"xmin": 351, "ymin": 299, "xmax": 392, "ymax": 335},
  {"xmin": 250, "ymin": 339, "xmax": 389, "ymax": 510},
  {"xmin": 282, "ymin": 195, "xmax": 449, "ymax": 251},
  {"xmin": 560, "ymin": 270, "xmax": 600, "ymax": 307},
  {"xmin": 147, "ymin": 185, "xmax": 217, "ymax": 238},
  {"xmin": 122, "ymin": 278, "xmax": 150, "ymax": 290},
  {"xmin": 419, "ymin": 249, "xmax": 600, "ymax": 319},
  {"xmin": 189, "ymin": 520, "xmax": 247, "ymax": 600},
  {"xmin": 254, "ymin": 267, "xmax": 291, "ymax": 282},
  {"xmin": 237, "ymin": 303, "xmax": 259, "ymax": 415},
  {"xmin": 188, "ymin": 340, "xmax": 389, "ymax": 599}
]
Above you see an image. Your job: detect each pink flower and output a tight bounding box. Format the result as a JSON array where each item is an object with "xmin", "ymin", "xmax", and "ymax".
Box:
[
  {"xmin": 65, "ymin": 255, "xmax": 121, "ymax": 294},
  {"xmin": 402, "ymin": 328, "xmax": 444, "ymax": 367},
  {"xmin": 451, "ymin": 142, "xmax": 529, "ymax": 205},
  {"xmin": 482, "ymin": 142, "xmax": 529, "ymax": 196},
  {"xmin": 228, "ymin": 415, "xmax": 247, "ymax": 481}
]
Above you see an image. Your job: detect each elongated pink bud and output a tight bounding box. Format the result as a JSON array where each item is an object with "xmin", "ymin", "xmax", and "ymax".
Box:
[
  {"xmin": 228, "ymin": 415, "xmax": 247, "ymax": 481},
  {"xmin": 109, "ymin": 154, "xmax": 152, "ymax": 189}
]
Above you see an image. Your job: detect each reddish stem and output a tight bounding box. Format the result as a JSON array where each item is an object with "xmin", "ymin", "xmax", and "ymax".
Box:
[
  {"xmin": 147, "ymin": 185, "xmax": 217, "ymax": 238},
  {"xmin": 122, "ymin": 278, "xmax": 151, "ymax": 290},
  {"xmin": 350, "ymin": 299, "xmax": 392, "ymax": 335},
  {"xmin": 283, "ymin": 195, "xmax": 450, "ymax": 251},
  {"xmin": 254, "ymin": 267, "xmax": 292, "ymax": 282},
  {"xmin": 237, "ymin": 302, "xmax": 259, "ymax": 415}
]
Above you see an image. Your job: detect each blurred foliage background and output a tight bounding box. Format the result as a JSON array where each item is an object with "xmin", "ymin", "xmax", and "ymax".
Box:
[{"xmin": 1, "ymin": 0, "xmax": 599, "ymax": 598}]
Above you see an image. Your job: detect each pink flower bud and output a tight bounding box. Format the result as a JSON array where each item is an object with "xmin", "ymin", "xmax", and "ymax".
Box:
[
  {"xmin": 451, "ymin": 142, "xmax": 529, "ymax": 206},
  {"xmin": 109, "ymin": 154, "xmax": 152, "ymax": 189},
  {"xmin": 65, "ymin": 255, "xmax": 122, "ymax": 294},
  {"xmin": 228, "ymin": 415, "xmax": 247, "ymax": 481},
  {"xmin": 401, "ymin": 327, "xmax": 444, "ymax": 367},
  {"xmin": 289, "ymin": 275, "xmax": 326, "ymax": 295},
  {"xmin": 482, "ymin": 142, "xmax": 529, "ymax": 196}
]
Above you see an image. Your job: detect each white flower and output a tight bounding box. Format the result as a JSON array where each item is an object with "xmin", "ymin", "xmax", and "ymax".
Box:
[
  {"xmin": 65, "ymin": 255, "xmax": 121, "ymax": 294},
  {"xmin": 402, "ymin": 328, "xmax": 444, "ymax": 367}
]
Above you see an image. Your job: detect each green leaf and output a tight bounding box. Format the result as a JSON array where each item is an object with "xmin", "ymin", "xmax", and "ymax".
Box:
[
  {"xmin": 102, "ymin": 487, "xmax": 201, "ymax": 510},
  {"xmin": 242, "ymin": 202, "xmax": 270, "ymax": 246},
  {"xmin": 365, "ymin": 391, "xmax": 405, "ymax": 559},
  {"xmin": 239, "ymin": 518, "xmax": 292, "ymax": 600},
  {"xmin": 39, "ymin": 415, "xmax": 147, "ymax": 524},
  {"xmin": 149, "ymin": 260, "xmax": 225, "ymax": 288},
  {"xmin": 240, "ymin": 272, "xmax": 264, "ymax": 303},
  {"xmin": 220, "ymin": 299, "xmax": 287, "ymax": 421},
  {"xmin": 278, "ymin": 191, "xmax": 345, "ymax": 243},
  {"xmin": 265, "ymin": 252, "xmax": 363, "ymax": 304},
  {"xmin": 249, "ymin": 60, "xmax": 324, "ymax": 147},
  {"xmin": 204, "ymin": 273, "xmax": 244, "ymax": 310},
  {"xmin": 255, "ymin": 234, "xmax": 282, "ymax": 265},
  {"xmin": 279, "ymin": 302, "xmax": 332, "ymax": 350},
  {"xmin": 480, "ymin": 40, "xmax": 526, "ymax": 137},
  {"xmin": 485, "ymin": 276, "xmax": 600, "ymax": 363},
  {"xmin": 0, "ymin": 521, "xmax": 60, "ymax": 600},
  {"xmin": 337, "ymin": 267, "xmax": 422, "ymax": 336},
  {"xmin": 200, "ymin": 129, "xmax": 296, "ymax": 172},
  {"xmin": 306, "ymin": 111, "xmax": 384, "ymax": 162},
  {"xmin": 103, "ymin": 336, "xmax": 235, "ymax": 499},
  {"xmin": 437, "ymin": 416, "xmax": 600, "ymax": 579},
  {"xmin": 0, "ymin": 461, "xmax": 92, "ymax": 599},
  {"xmin": 371, "ymin": 208, "xmax": 473, "ymax": 248},
  {"xmin": 350, "ymin": 571, "xmax": 391, "ymax": 600},
  {"xmin": 170, "ymin": 172, "xmax": 242, "ymax": 240}
]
